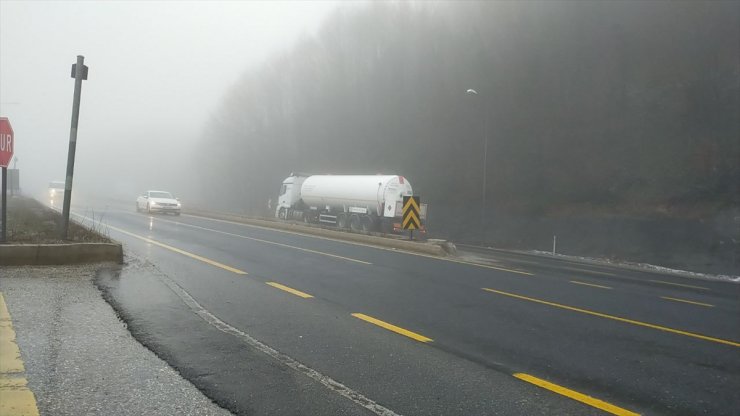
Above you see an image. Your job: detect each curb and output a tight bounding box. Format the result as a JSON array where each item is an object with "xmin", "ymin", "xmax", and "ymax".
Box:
[
  {"xmin": 0, "ymin": 243, "xmax": 123, "ymax": 266},
  {"xmin": 184, "ymin": 209, "xmax": 449, "ymax": 257}
]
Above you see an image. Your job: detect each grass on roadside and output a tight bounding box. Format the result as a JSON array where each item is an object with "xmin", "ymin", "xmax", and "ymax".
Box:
[{"xmin": 5, "ymin": 196, "xmax": 111, "ymax": 243}]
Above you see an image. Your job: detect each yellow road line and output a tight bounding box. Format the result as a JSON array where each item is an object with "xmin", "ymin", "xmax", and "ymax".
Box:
[
  {"xmin": 183, "ymin": 214, "xmax": 532, "ymax": 275},
  {"xmin": 570, "ymin": 280, "xmax": 612, "ymax": 290},
  {"xmin": 153, "ymin": 216, "xmax": 371, "ymax": 265},
  {"xmin": 0, "ymin": 295, "xmax": 24, "ymax": 375},
  {"xmin": 661, "ymin": 296, "xmax": 714, "ymax": 308},
  {"xmin": 0, "ymin": 387, "xmax": 39, "ymax": 416},
  {"xmin": 0, "ymin": 293, "xmax": 40, "ymax": 416},
  {"xmin": 0, "ymin": 376, "xmax": 29, "ymax": 388},
  {"xmin": 105, "ymin": 223, "xmax": 248, "ymax": 275},
  {"xmin": 351, "ymin": 313, "xmax": 433, "ymax": 343},
  {"xmin": 481, "ymin": 288, "xmax": 739, "ymax": 347},
  {"xmin": 649, "ymin": 280, "xmax": 710, "ymax": 291},
  {"xmin": 266, "ymin": 282, "xmax": 314, "ymax": 298},
  {"xmin": 514, "ymin": 373, "xmax": 640, "ymax": 416}
]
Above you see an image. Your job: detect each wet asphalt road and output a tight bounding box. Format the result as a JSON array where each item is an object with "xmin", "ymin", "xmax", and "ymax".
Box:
[{"xmin": 78, "ymin": 203, "xmax": 739, "ymax": 416}]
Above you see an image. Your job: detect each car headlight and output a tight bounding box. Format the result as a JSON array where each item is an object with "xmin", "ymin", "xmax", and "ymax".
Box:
[
  {"xmin": 176, "ymin": 202, "xmax": 181, "ymax": 207},
  {"xmin": 150, "ymin": 201, "xmax": 157, "ymax": 206}
]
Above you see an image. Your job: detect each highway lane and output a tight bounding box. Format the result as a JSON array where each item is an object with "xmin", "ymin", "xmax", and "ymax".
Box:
[
  {"xmin": 88, "ymin": 210, "xmax": 596, "ymax": 415},
  {"xmin": 118, "ymin": 209, "xmax": 739, "ymax": 338},
  {"xmin": 457, "ymin": 244, "xmax": 737, "ymax": 294},
  {"xmin": 76, "ymin": 203, "xmax": 739, "ymax": 415}
]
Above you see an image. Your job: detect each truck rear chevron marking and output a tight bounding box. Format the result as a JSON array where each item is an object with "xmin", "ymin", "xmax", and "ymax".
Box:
[{"xmin": 402, "ymin": 196, "xmax": 421, "ymax": 230}]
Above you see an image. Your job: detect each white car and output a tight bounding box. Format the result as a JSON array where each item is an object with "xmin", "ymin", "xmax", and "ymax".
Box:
[{"xmin": 136, "ymin": 190, "xmax": 181, "ymax": 215}]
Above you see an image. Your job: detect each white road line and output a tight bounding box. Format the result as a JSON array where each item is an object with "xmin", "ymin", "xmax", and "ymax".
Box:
[
  {"xmin": 649, "ymin": 280, "xmax": 710, "ymax": 291},
  {"xmin": 182, "ymin": 213, "xmax": 532, "ymax": 275},
  {"xmin": 154, "ymin": 216, "xmax": 371, "ymax": 265},
  {"xmin": 155, "ymin": 271, "xmax": 401, "ymax": 416}
]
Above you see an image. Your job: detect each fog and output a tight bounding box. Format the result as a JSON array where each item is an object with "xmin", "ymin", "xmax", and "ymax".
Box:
[
  {"xmin": 1, "ymin": 1, "xmax": 738, "ymax": 274},
  {"xmin": 0, "ymin": 0, "xmax": 340, "ymax": 200}
]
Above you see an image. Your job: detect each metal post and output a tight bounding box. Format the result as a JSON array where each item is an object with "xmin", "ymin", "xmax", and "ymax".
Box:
[
  {"xmin": 61, "ymin": 55, "xmax": 87, "ymax": 239},
  {"xmin": 552, "ymin": 235, "xmax": 557, "ymax": 255},
  {"xmin": 481, "ymin": 113, "xmax": 489, "ymax": 244},
  {"xmin": 466, "ymin": 88, "xmax": 491, "ymax": 245},
  {"xmin": 1, "ymin": 167, "xmax": 6, "ymax": 242}
]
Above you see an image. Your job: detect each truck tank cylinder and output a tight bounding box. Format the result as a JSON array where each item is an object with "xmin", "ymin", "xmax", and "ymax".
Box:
[{"xmin": 300, "ymin": 175, "xmax": 413, "ymax": 217}]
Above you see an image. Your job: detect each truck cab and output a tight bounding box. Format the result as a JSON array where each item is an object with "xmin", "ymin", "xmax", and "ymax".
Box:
[{"xmin": 276, "ymin": 174, "xmax": 307, "ymax": 218}]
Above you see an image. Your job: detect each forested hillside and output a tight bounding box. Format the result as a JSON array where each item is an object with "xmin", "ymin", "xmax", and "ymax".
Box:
[{"xmin": 192, "ymin": 1, "xmax": 738, "ymax": 270}]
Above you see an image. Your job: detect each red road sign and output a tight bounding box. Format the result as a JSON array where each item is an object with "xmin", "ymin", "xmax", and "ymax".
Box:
[{"xmin": 0, "ymin": 117, "xmax": 13, "ymax": 168}]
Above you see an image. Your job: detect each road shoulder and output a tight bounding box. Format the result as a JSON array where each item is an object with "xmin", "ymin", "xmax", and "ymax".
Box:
[{"xmin": 0, "ymin": 264, "xmax": 231, "ymax": 416}]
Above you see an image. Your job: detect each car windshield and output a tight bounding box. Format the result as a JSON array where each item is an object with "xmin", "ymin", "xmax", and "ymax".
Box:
[
  {"xmin": 48, "ymin": 181, "xmax": 65, "ymax": 189},
  {"xmin": 149, "ymin": 191, "xmax": 173, "ymax": 199}
]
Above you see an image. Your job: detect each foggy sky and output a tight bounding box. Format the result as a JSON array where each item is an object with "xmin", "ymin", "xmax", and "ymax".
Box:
[{"xmin": 0, "ymin": 0, "xmax": 340, "ymax": 199}]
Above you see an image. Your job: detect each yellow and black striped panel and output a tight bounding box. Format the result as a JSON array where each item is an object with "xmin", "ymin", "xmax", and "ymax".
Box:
[{"xmin": 402, "ymin": 196, "xmax": 421, "ymax": 230}]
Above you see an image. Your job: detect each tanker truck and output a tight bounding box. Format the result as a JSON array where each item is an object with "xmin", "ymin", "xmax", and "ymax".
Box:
[{"xmin": 275, "ymin": 173, "xmax": 424, "ymax": 233}]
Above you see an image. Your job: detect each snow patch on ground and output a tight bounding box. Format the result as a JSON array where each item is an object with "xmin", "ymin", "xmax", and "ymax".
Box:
[{"xmin": 529, "ymin": 250, "xmax": 739, "ymax": 283}]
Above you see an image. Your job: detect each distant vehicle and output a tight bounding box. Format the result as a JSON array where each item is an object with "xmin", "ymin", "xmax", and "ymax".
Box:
[
  {"xmin": 48, "ymin": 181, "xmax": 65, "ymax": 204},
  {"xmin": 276, "ymin": 173, "xmax": 425, "ymax": 233},
  {"xmin": 136, "ymin": 190, "xmax": 181, "ymax": 215}
]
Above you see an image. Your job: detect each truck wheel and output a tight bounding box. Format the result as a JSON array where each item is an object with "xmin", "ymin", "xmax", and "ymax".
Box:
[
  {"xmin": 337, "ymin": 213, "xmax": 348, "ymax": 229},
  {"xmin": 361, "ymin": 215, "xmax": 373, "ymax": 232},
  {"xmin": 380, "ymin": 219, "xmax": 391, "ymax": 234},
  {"xmin": 349, "ymin": 214, "xmax": 361, "ymax": 232}
]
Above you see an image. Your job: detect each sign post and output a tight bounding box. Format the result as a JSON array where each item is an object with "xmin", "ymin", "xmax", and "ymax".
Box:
[
  {"xmin": 0, "ymin": 117, "xmax": 15, "ymax": 243},
  {"xmin": 61, "ymin": 55, "xmax": 88, "ymax": 239},
  {"xmin": 402, "ymin": 195, "xmax": 421, "ymax": 241}
]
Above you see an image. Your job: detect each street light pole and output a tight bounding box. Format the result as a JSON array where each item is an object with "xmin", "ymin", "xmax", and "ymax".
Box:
[
  {"xmin": 481, "ymin": 113, "xmax": 488, "ymax": 243},
  {"xmin": 466, "ymin": 89, "xmax": 489, "ymax": 244}
]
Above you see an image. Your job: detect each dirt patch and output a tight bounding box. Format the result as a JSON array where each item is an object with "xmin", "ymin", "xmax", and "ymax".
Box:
[{"xmin": 5, "ymin": 196, "xmax": 111, "ymax": 243}]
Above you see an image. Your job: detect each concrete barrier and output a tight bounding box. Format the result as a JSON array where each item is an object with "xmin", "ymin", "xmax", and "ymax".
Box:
[
  {"xmin": 0, "ymin": 243, "xmax": 123, "ymax": 266},
  {"xmin": 184, "ymin": 209, "xmax": 449, "ymax": 257}
]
